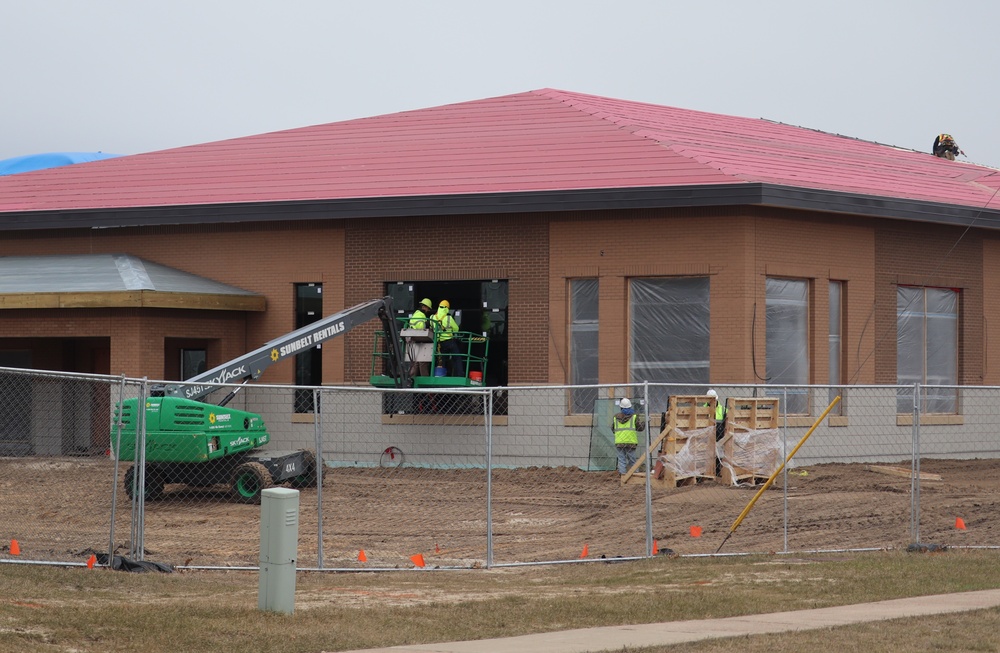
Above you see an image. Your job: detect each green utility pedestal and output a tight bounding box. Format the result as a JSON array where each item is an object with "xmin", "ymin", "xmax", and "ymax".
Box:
[{"xmin": 258, "ymin": 487, "xmax": 299, "ymax": 614}]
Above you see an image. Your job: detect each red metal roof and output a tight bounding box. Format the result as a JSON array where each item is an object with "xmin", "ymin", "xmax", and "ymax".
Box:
[{"xmin": 2, "ymin": 88, "xmax": 999, "ymax": 214}]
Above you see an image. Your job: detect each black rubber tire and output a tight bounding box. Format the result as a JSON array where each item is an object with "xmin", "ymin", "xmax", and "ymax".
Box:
[
  {"xmin": 289, "ymin": 450, "xmax": 323, "ymax": 488},
  {"xmin": 231, "ymin": 462, "xmax": 273, "ymax": 504},
  {"xmin": 123, "ymin": 464, "xmax": 165, "ymax": 501}
]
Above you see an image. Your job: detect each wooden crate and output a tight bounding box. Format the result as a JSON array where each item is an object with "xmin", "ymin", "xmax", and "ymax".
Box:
[
  {"xmin": 666, "ymin": 395, "xmax": 716, "ymax": 432},
  {"xmin": 719, "ymin": 397, "xmax": 781, "ymax": 486},
  {"xmin": 656, "ymin": 395, "xmax": 718, "ymax": 486}
]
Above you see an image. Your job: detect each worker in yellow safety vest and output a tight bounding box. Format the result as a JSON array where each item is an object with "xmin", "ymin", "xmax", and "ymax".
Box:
[
  {"xmin": 409, "ymin": 298, "xmax": 432, "ymax": 330},
  {"xmin": 431, "ymin": 299, "xmax": 462, "ymax": 377},
  {"xmin": 612, "ymin": 398, "xmax": 646, "ymax": 476},
  {"xmin": 707, "ymin": 389, "xmax": 726, "ymax": 440},
  {"xmin": 406, "ymin": 298, "xmax": 433, "ymax": 378}
]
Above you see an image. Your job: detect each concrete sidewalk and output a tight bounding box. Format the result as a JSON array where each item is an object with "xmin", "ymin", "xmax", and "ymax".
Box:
[{"xmin": 336, "ymin": 588, "xmax": 1000, "ymax": 653}]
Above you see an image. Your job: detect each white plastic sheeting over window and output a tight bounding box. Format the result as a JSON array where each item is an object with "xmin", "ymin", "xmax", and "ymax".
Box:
[
  {"xmin": 897, "ymin": 286, "xmax": 958, "ymax": 414},
  {"xmin": 629, "ymin": 277, "xmax": 709, "ymax": 412},
  {"xmin": 766, "ymin": 278, "xmax": 809, "ymax": 414},
  {"xmin": 829, "ymin": 280, "xmax": 844, "ymax": 413},
  {"xmin": 570, "ymin": 279, "xmax": 599, "ymax": 413}
]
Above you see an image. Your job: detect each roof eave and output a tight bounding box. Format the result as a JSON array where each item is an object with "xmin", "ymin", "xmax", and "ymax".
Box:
[{"xmin": 1, "ymin": 183, "xmax": 998, "ymax": 231}]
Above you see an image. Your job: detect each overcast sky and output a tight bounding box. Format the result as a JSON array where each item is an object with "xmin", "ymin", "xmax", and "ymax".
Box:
[{"xmin": 3, "ymin": 1, "xmax": 998, "ymax": 169}]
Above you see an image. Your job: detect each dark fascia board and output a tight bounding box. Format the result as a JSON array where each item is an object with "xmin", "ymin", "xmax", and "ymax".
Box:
[{"xmin": 2, "ymin": 183, "xmax": 999, "ymax": 231}]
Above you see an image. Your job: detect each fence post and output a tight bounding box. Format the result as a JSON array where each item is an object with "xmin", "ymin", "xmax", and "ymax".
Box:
[
  {"xmin": 782, "ymin": 386, "xmax": 789, "ymax": 553},
  {"xmin": 108, "ymin": 374, "xmax": 127, "ymax": 565},
  {"xmin": 486, "ymin": 388, "xmax": 494, "ymax": 569},
  {"xmin": 313, "ymin": 387, "xmax": 324, "ymax": 569},
  {"xmin": 130, "ymin": 377, "xmax": 148, "ymax": 561},
  {"xmin": 643, "ymin": 381, "xmax": 653, "ymax": 557},
  {"xmin": 911, "ymin": 383, "xmax": 921, "ymax": 544}
]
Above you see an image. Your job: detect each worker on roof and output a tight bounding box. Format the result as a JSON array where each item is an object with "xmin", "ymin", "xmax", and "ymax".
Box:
[
  {"xmin": 431, "ymin": 299, "xmax": 462, "ymax": 377},
  {"xmin": 932, "ymin": 134, "xmax": 963, "ymax": 161}
]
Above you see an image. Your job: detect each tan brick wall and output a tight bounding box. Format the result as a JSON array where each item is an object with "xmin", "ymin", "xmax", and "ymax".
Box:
[
  {"xmin": 0, "ymin": 222, "xmax": 345, "ymax": 380},
  {"xmin": 0, "ymin": 308, "xmax": 248, "ymax": 378},
  {"xmin": 984, "ymin": 237, "xmax": 1000, "ymax": 385},
  {"xmin": 874, "ymin": 221, "xmax": 983, "ymax": 385},
  {"xmin": 549, "ymin": 206, "xmax": 877, "ymax": 386}
]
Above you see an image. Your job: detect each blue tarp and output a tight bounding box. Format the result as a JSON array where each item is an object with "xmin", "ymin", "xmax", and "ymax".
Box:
[{"xmin": 0, "ymin": 152, "xmax": 120, "ymax": 176}]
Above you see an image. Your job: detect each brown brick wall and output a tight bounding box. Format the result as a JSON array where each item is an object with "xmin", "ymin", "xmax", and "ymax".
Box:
[
  {"xmin": 0, "ymin": 206, "xmax": 993, "ymax": 391},
  {"xmin": 344, "ymin": 214, "xmax": 549, "ymax": 383}
]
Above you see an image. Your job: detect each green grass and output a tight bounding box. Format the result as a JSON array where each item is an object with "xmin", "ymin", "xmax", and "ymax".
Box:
[{"xmin": 1, "ymin": 550, "xmax": 999, "ymax": 652}]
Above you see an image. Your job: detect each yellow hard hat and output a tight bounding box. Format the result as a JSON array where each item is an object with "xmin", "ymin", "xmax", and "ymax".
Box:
[
  {"xmin": 439, "ymin": 299, "xmax": 450, "ymax": 308},
  {"xmin": 419, "ymin": 298, "xmax": 432, "ymax": 309}
]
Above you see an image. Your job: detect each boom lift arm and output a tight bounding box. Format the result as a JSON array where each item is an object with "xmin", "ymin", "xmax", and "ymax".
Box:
[{"xmin": 165, "ymin": 296, "xmax": 408, "ymax": 403}]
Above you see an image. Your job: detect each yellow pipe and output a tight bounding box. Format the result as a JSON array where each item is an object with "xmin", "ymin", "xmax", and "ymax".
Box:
[{"xmin": 716, "ymin": 395, "xmax": 842, "ymax": 553}]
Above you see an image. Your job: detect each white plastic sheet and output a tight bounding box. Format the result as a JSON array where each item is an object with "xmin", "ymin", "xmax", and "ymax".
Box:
[{"xmin": 629, "ymin": 277, "xmax": 709, "ymax": 411}]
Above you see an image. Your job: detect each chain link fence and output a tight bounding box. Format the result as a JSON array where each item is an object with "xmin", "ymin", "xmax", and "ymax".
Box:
[{"xmin": 2, "ymin": 369, "xmax": 999, "ymax": 569}]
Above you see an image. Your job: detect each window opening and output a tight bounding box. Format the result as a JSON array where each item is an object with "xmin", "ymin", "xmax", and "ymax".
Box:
[
  {"xmin": 766, "ymin": 278, "xmax": 809, "ymax": 414},
  {"xmin": 570, "ymin": 278, "xmax": 599, "ymax": 414},
  {"xmin": 897, "ymin": 286, "xmax": 958, "ymax": 414},
  {"xmin": 829, "ymin": 280, "xmax": 844, "ymax": 414},
  {"xmin": 629, "ymin": 277, "xmax": 709, "ymax": 413},
  {"xmin": 294, "ymin": 283, "xmax": 322, "ymax": 413},
  {"xmin": 180, "ymin": 348, "xmax": 207, "ymax": 381},
  {"xmin": 380, "ymin": 280, "xmax": 508, "ymax": 415}
]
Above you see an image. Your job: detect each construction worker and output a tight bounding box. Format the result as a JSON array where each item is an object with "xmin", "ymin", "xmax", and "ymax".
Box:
[
  {"xmin": 612, "ymin": 398, "xmax": 645, "ymax": 476},
  {"xmin": 707, "ymin": 389, "xmax": 726, "ymax": 441},
  {"xmin": 409, "ymin": 298, "xmax": 432, "ymax": 330},
  {"xmin": 431, "ymin": 299, "xmax": 462, "ymax": 377},
  {"xmin": 932, "ymin": 134, "xmax": 963, "ymax": 160},
  {"xmin": 406, "ymin": 298, "xmax": 433, "ymax": 378}
]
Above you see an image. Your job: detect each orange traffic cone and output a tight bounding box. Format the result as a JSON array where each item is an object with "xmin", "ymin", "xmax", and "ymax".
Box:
[
  {"xmin": 690, "ymin": 526, "xmax": 702, "ymax": 538},
  {"xmin": 358, "ymin": 550, "xmax": 367, "ymax": 562},
  {"xmin": 652, "ymin": 540, "xmax": 659, "ymax": 555},
  {"xmin": 410, "ymin": 553, "xmax": 426, "ymax": 568},
  {"xmin": 956, "ymin": 517, "xmax": 967, "ymax": 530},
  {"xmin": 579, "ymin": 543, "xmax": 589, "ymax": 558},
  {"xmin": 9, "ymin": 540, "xmax": 20, "ymax": 555},
  {"xmin": 87, "ymin": 554, "xmax": 96, "ymax": 569}
]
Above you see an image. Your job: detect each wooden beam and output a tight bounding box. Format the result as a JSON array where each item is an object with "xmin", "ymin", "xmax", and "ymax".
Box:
[
  {"xmin": 864, "ymin": 465, "xmax": 943, "ymax": 482},
  {"xmin": 0, "ymin": 291, "xmax": 265, "ymax": 312}
]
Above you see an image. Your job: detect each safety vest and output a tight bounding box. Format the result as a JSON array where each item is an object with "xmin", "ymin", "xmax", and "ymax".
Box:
[
  {"xmin": 715, "ymin": 402, "xmax": 725, "ymax": 421},
  {"xmin": 432, "ymin": 313, "xmax": 459, "ymax": 341},
  {"xmin": 613, "ymin": 414, "xmax": 638, "ymax": 446},
  {"xmin": 408, "ymin": 309, "xmax": 428, "ymax": 330}
]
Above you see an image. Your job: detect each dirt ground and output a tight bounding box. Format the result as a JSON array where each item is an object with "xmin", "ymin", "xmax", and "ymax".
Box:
[{"xmin": 1, "ymin": 457, "xmax": 998, "ymax": 568}]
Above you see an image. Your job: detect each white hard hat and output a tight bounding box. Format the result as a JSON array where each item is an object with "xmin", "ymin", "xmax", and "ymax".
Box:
[
  {"xmin": 706, "ymin": 389, "xmax": 718, "ymax": 398},
  {"xmin": 619, "ymin": 398, "xmax": 632, "ymax": 409}
]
